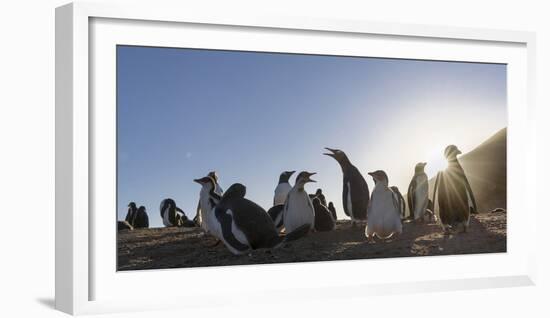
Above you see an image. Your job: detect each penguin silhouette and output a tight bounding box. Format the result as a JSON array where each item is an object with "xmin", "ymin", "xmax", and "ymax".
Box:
[
  {"xmin": 133, "ymin": 206, "xmax": 149, "ymax": 228},
  {"xmin": 407, "ymin": 162, "xmax": 429, "ymax": 221},
  {"xmin": 432, "ymin": 145, "xmax": 477, "ymax": 233},
  {"xmin": 313, "ymin": 198, "xmax": 335, "ymax": 231},
  {"xmin": 324, "ymin": 148, "xmax": 369, "ymax": 225}
]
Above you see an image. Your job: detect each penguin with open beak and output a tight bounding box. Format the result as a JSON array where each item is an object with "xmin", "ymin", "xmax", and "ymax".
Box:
[
  {"xmin": 283, "ymin": 171, "xmax": 317, "ymax": 233},
  {"xmin": 323, "ymin": 147, "xmax": 369, "ymax": 225}
]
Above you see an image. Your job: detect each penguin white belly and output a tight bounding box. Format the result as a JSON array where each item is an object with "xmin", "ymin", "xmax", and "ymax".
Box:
[
  {"xmin": 162, "ymin": 210, "xmax": 172, "ymax": 227},
  {"xmin": 198, "ymin": 188, "xmax": 216, "ymax": 233},
  {"xmin": 227, "ymin": 210, "xmax": 249, "ymax": 246},
  {"xmin": 413, "ymin": 175, "xmax": 429, "ymax": 220},
  {"xmin": 284, "ymin": 191, "xmax": 315, "ymax": 233},
  {"xmin": 366, "ymin": 186, "xmax": 402, "ymax": 239},
  {"xmin": 204, "ymin": 208, "xmax": 222, "ymax": 241},
  {"xmin": 274, "ymin": 183, "xmax": 291, "ymax": 206}
]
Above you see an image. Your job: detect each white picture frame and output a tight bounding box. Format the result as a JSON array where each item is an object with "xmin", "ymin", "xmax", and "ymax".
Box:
[{"xmin": 55, "ymin": 2, "xmax": 537, "ymax": 315}]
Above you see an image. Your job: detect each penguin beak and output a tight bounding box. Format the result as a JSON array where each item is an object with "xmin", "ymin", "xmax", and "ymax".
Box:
[
  {"xmin": 456, "ymin": 150, "xmax": 462, "ymax": 155},
  {"xmin": 367, "ymin": 171, "xmax": 377, "ymax": 181},
  {"xmin": 306, "ymin": 172, "xmax": 317, "ymax": 183},
  {"xmin": 289, "ymin": 170, "xmax": 296, "ymax": 176},
  {"xmin": 422, "ymin": 162, "xmax": 427, "ymax": 167},
  {"xmin": 193, "ymin": 178, "xmax": 204, "ymax": 184},
  {"xmin": 323, "ymin": 147, "xmax": 337, "ymax": 158}
]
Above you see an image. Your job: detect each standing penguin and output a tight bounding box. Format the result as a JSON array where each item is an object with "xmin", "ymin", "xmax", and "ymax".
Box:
[
  {"xmin": 328, "ymin": 202, "xmax": 338, "ymax": 220},
  {"xmin": 273, "ymin": 170, "xmax": 295, "ymax": 206},
  {"xmin": 324, "ymin": 148, "xmax": 369, "ymax": 225},
  {"xmin": 365, "ymin": 170, "xmax": 402, "ymax": 240},
  {"xmin": 432, "ymin": 145, "xmax": 477, "ymax": 233},
  {"xmin": 133, "ymin": 206, "xmax": 150, "ymax": 228},
  {"xmin": 283, "ymin": 171, "xmax": 316, "ymax": 233},
  {"xmin": 389, "ymin": 186, "xmax": 406, "ymax": 219},
  {"xmin": 195, "ymin": 171, "xmax": 223, "ymax": 232},
  {"xmin": 407, "ymin": 162, "xmax": 429, "ymax": 221},
  {"xmin": 196, "ymin": 181, "xmax": 309, "ymax": 255},
  {"xmin": 313, "ymin": 198, "xmax": 335, "ymax": 231},
  {"xmin": 125, "ymin": 202, "xmax": 137, "ymax": 226}
]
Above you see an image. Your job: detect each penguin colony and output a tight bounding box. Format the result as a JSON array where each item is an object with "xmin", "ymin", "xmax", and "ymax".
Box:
[{"xmin": 119, "ymin": 145, "xmax": 478, "ymax": 254}]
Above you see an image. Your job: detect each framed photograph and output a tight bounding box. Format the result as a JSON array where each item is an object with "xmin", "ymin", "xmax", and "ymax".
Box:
[{"xmin": 56, "ymin": 2, "xmax": 537, "ymax": 315}]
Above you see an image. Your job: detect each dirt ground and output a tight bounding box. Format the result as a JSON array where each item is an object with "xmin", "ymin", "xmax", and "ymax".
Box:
[{"xmin": 117, "ymin": 210, "xmax": 506, "ymax": 271}]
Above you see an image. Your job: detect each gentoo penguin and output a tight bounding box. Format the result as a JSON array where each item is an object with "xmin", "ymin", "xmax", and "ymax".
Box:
[
  {"xmin": 133, "ymin": 206, "xmax": 149, "ymax": 228},
  {"xmin": 324, "ymin": 148, "xmax": 369, "ymax": 224},
  {"xmin": 160, "ymin": 198, "xmax": 195, "ymax": 227},
  {"xmin": 432, "ymin": 145, "xmax": 477, "ymax": 233},
  {"xmin": 195, "ymin": 171, "xmax": 223, "ymax": 232},
  {"xmin": 407, "ymin": 162, "xmax": 429, "ymax": 221},
  {"xmin": 389, "ymin": 186, "xmax": 406, "ymax": 219},
  {"xmin": 273, "ymin": 170, "xmax": 295, "ymax": 206},
  {"xmin": 365, "ymin": 170, "xmax": 402, "ymax": 240},
  {"xmin": 328, "ymin": 202, "xmax": 338, "ymax": 220},
  {"xmin": 313, "ymin": 198, "xmax": 335, "ymax": 231},
  {"xmin": 283, "ymin": 171, "xmax": 316, "ymax": 233},
  {"xmin": 194, "ymin": 181, "xmax": 309, "ymax": 255},
  {"xmin": 125, "ymin": 202, "xmax": 137, "ymax": 226}
]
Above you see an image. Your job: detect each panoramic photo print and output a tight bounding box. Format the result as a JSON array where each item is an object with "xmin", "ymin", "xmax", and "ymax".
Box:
[{"xmin": 116, "ymin": 46, "xmax": 507, "ymax": 270}]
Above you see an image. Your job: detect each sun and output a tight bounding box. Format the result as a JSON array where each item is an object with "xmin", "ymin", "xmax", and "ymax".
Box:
[{"xmin": 425, "ymin": 145, "xmax": 448, "ymax": 178}]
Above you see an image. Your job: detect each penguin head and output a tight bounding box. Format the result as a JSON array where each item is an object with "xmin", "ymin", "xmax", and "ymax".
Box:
[
  {"xmin": 222, "ymin": 183, "xmax": 247, "ymax": 201},
  {"xmin": 444, "ymin": 145, "xmax": 462, "ymax": 160},
  {"xmin": 295, "ymin": 171, "xmax": 317, "ymax": 188},
  {"xmin": 414, "ymin": 162, "xmax": 427, "ymax": 173},
  {"xmin": 207, "ymin": 171, "xmax": 219, "ymax": 183},
  {"xmin": 315, "ymin": 188, "xmax": 323, "ymax": 196},
  {"xmin": 160, "ymin": 198, "xmax": 175, "ymax": 214},
  {"xmin": 137, "ymin": 206, "xmax": 146, "ymax": 213},
  {"xmin": 328, "ymin": 202, "xmax": 334, "ymax": 208},
  {"xmin": 193, "ymin": 175, "xmax": 216, "ymax": 190},
  {"xmin": 278, "ymin": 170, "xmax": 296, "ymax": 183},
  {"xmin": 368, "ymin": 170, "xmax": 389, "ymax": 185},
  {"xmin": 323, "ymin": 148, "xmax": 350, "ymax": 166},
  {"xmin": 128, "ymin": 202, "xmax": 137, "ymax": 209}
]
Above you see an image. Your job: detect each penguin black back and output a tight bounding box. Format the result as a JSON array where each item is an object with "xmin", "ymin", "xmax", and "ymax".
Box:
[
  {"xmin": 313, "ymin": 198, "xmax": 335, "ymax": 231},
  {"xmin": 215, "ymin": 183, "xmax": 281, "ymax": 249},
  {"xmin": 433, "ymin": 145, "xmax": 477, "ymax": 232},
  {"xmin": 324, "ymin": 148, "xmax": 369, "ymax": 221},
  {"xmin": 134, "ymin": 206, "xmax": 149, "ymax": 228},
  {"xmin": 328, "ymin": 202, "xmax": 337, "ymax": 220}
]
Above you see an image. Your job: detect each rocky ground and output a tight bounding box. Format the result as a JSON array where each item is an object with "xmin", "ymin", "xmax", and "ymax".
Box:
[{"xmin": 117, "ymin": 210, "xmax": 506, "ymax": 271}]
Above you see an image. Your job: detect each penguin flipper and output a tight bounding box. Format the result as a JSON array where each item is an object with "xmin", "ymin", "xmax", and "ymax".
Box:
[
  {"xmin": 342, "ymin": 178, "xmax": 351, "ymax": 217},
  {"xmin": 407, "ymin": 179, "xmax": 416, "ymax": 218}
]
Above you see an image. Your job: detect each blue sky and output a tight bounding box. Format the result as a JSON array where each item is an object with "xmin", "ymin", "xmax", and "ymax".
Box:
[{"xmin": 117, "ymin": 45, "xmax": 507, "ymax": 227}]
